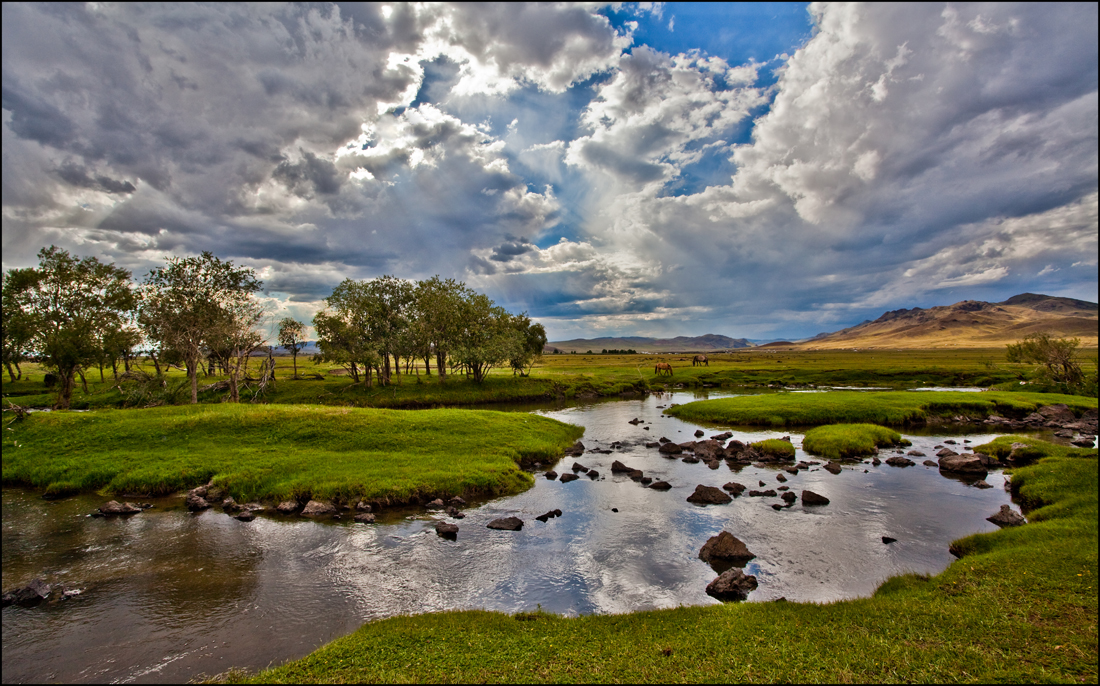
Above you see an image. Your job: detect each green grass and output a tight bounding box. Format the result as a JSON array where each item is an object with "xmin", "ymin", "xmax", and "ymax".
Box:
[
  {"xmin": 750, "ymin": 438, "xmax": 796, "ymax": 460},
  {"xmin": 227, "ymin": 436, "xmax": 1097, "ymax": 684},
  {"xmin": 802, "ymin": 424, "xmax": 905, "ymax": 460},
  {"xmin": 665, "ymin": 390, "xmax": 1097, "ymax": 427},
  {"xmin": 6, "ymin": 347, "xmax": 1095, "ymax": 411},
  {"xmin": 1, "ymin": 404, "xmax": 583, "ymax": 503}
]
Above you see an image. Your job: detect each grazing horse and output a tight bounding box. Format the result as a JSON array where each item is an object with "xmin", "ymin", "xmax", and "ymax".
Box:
[
  {"xmin": 692, "ymin": 355, "xmax": 708, "ymax": 367},
  {"xmin": 654, "ymin": 362, "xmax": 673, "ymax": 376}
]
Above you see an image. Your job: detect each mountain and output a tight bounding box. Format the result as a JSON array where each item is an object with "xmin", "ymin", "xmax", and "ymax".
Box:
[
  {"xmin": 797, "ymin": 293, "xmax": 1098, "ymax": 349},
  {"xmin": 545, "ymin": 334, "xmax": 754, "ymax": 353}
]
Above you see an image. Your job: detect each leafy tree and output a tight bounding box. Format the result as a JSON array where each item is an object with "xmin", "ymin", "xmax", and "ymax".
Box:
[
  {"xmin": 313, "ymin": 280, "xmax": 379, "ymax": 385},
  {"xmin": 140, "ymin": 252, "xmax": 262, "ymax": 404},
  {"xmin": 414, "ymin": 276, "xmax": 470, "ymax": 382},
  {"xmin": 453, "ymin": 294, "xmax": 522, "ymax": 383},
  {"xmin": 277, "ymin": 317, "xmax": 307, "ymax": 379},
  {"xmin": 2, "ymin": 269, "xmax": 38, "ymax": 382},
  {"xmin": 1006, "ymin": 333, "xmax": 1086, "ymax": 390},
  {"xmin": 509, "ymin": 313, "xmax": 547, "ymax": 376},
  {"xmin": 5, "ymin": 247, "xmax": 136, "ymax": 408}
]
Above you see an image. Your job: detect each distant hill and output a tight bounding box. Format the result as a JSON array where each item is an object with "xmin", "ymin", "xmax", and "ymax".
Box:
[
  {"xmin": 545, "ymin": 334, "xmax": 754, "ymax": 353},
  {"xmin": 797, "ymin": 293, "xmax": 1098, "ymax": 349}
]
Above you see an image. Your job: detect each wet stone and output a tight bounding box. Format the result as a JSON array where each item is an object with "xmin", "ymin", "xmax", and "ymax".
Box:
[
  {"xmin": 587, "ymin": 470, "xmax": 600, "ymax": 479},
  {"xmin": 354, "ymin": 513, "xmax": 376, "ymax": 524},
  {"xmin": 801, "ymin": 490, "xmax": 830, "ymax": 506},
  {"xmin": 823, "ymin": 462, "xmax": 842, "ymax": 475},
  {"xmin": 687, "ymin": 485, "xmax": 733, "ymax": 505},
  {"xmin": 545, "ymin": 471, "xmax": 558, "ymax": 480},
  {"xmin": 559, "ymin": 473, "xmax": 579, "ymax": 483},
  {"xmin": 487, "ymin": 517, "xmax": 524, "ymax": 531},
  {"xmin": 435, "ymin": 521, "xmax": 458, "ymax": 538},
  {"xmin": 649, "ymin": 481, "xmax": 672, "ymax": 490},
  {"xmin": 277, "ymin": 501, "xmax": 300, "ymax": 514},
  {"xmin": 987, "ymin": 505, "xmax": 1025, "ymax": 528},
  {"xmin": 722, "ymin": 482, "xmax": 746, "ymax": 497},
  {"xmin": 705, "ymin": 568, "xmax": 758, "ymax": 601},
  {"xmin": 699, "ymin": 532, "xmax": 755, "ymax": 565},
  {"xmin": 882, "ymin": 537, "xmax": 897, "ymax": 544}
]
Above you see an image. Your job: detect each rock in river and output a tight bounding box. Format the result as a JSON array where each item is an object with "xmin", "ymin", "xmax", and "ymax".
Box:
[
  {"xmin": 987, "ymin": 505, "xmax": 1026, "ymax": 528},
  {"xmin": 722, "ymin": 482, "xmax": 746, "ymax": 497},
  {"xmin": 698, "ymin": 532, "xmax": 756, "ymax": 565},
  {"xmin": 705, "ymin": 568, "xmax": 758, "ymax": 601},
  {"xmin": 801, "ymin": 490, "xmax": 830, "ymax": 506},
  {"xmin": 559, "ymin": 473, "xmax": 579, "ymax": 483},
  {"xmin": 686, "ymin": 485, "xmax": 732, "ymax": 505},
  {"xmin": 435, "ymin": 521, "xmax": 458, "ymax": 537},
  {"xmin": 823, "ymin": 462, "xmax": 842, "ymax": 475},
  {"xmin": 885, "ymin": 456, "xmax": 915, "ymax": 467},
  {"xmin": 610, "ymin": 460, "xmax": 632, "ymax": 473},
  {"xmin": 648, "ymin": 481, "xmax": 672, "ymax": 490},
  {"xmin": 354, "ymin": 513, "xmax": 376, "ymax": 524},
  {"xmin": 184, "ymin": 494, "xmax": 210, "ymax": 512},
  {"xmin": 487, "ymin": 517, "xmax": 524, "ymax": 531},
  {"xmin": 277, "ymin": 501, "xmax": 300, "ymax": 514},
  {"xmin": 2, "ymin": 578, "xmax": 52, "ymax": 607},
  {"xmin": 938, "ymin": 453, "xmax": 987, "ymax": 475},
  {"xmin": 301, "ymin": 500, "xmax": 336, "ymax": 517},
  {"xmin": 98, "ymin": 500, "xmax": 143, "ymax": 516}
]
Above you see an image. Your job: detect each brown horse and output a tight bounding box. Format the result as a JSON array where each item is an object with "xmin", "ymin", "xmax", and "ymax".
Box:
[
  {"xmin": 692, "ymin": 355, "xmax": 708, "ymax": 367},
  {"xmin": 654, "ymin": 362, "xmax": 673, "ymax": 376}
]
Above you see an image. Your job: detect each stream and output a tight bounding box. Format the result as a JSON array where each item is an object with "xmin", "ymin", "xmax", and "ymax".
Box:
[{"xmin": 2, "ymin": 391, "xmax": 1030, "ymax": 683}]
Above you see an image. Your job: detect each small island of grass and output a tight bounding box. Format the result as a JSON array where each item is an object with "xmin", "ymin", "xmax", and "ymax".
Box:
[{"xmin": 802, "ymin": 424, "xmax": 906, "ymax": 459}]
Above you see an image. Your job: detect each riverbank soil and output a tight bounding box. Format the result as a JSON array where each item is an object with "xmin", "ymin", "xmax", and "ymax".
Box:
[{"xmin": 226, "ymin": 436, "xmax": 1097, "ymax": 684}]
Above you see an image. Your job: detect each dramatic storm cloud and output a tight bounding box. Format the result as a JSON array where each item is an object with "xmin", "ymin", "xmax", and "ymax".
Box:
[{"xmin": 3, "ymin": 2, "xmax": 1096, "ymax": 340}]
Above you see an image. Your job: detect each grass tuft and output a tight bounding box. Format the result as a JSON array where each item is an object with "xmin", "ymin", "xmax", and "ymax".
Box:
[
  {"xmin": 751, "ymin": 438, "xmax": 796, "ymax": 459},
  {"xmin": 802, "ymin": 424, "xmax": 903, "ymax": 459}
]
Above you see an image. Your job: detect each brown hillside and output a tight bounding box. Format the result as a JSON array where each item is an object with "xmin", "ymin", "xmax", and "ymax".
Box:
[{"xmin": 799, "ymin": 293, "xmax": 1098, "ymax": 349}]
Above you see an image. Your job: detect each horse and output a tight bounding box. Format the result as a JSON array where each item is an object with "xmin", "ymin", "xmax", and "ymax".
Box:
[
  {"xmin": 654, "ymin": 362, "xmax": 673, "ymax": 376},
  {"xmin": 692, "ymin": 355, "xmax": 708, "ymax": 367}
]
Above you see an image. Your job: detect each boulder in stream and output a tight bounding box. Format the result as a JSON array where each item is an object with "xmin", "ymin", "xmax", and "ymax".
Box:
[
  {"xmin": 987, "ymin": 505, "xmax": 1026, "ymax": 528},
  {"xmin": 698, "ymin": 532, "xmax": 755, "ymax": 565},
  {"xmin": 487, "ymin": 516, "xmax": 523, "ymax": 531},
  {"xmin": 2, "ymin": 578, "xmax": 52, "ymax": 607},
  {"xmin": 301, "ymin": 500, "xmax": 336, "ymax": 517},
  {"xmin": 434, "ymin": 521, "xmax": 458, "ymax": 537},
  {"xmin": 559, "ymin": 473, "xmax": 579, "ymax": 483},
  {"xmin": 687, "ymin": 485, "xmax": 732, "ymax": 505},
  {"xmin": 98, "ymin": 500, "xmax": 143, "ymax": 516},
  {"xmin": 648, "ymin": 481, "xmax": 672, "ymax": 490},
  {"xmin": 354, "ymin": 513, "xmax": 376, "ymax": 524},
  {"xmin": 722, "ymin": 482, "xmax": 746, "ymax": 497},
  {"xmin": 823, "ymin": 462, "xmax": 842, "ymax": 475},
  {"xmin": 938, "ymin": 453, "xmax": 986, "ymax": 475},
  {"xmin": 705, "ymin": 568, "xmax": 758, "ymax": 601},
  {"xmin": 801, "ymin": 490, "xmax": 830, "ymax": 506},
  {"xmin": 277, "ymin": 501, "xmax": 300, "ymax": 514}
]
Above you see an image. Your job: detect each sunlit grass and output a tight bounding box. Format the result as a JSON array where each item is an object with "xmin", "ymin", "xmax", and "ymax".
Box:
[
  {"xmin": 1, "ymin": 404, "xmax": 583, "ymax": 503},
  {"xmin": 802, "ymin": 424, "xmax": 905, "ymax": 459}
]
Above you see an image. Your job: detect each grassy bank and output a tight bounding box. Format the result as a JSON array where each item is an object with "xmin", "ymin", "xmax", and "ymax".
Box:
[
  {"xmin": 802, "ymin": 424, "xmax": 905, "ymax": 459},
  {"xmin": 6, "ymin": 347, "xmax": 1094, "ymax": 411},
  {"xmin": 1, "ymin": 404, "xmax": 583, "ymax": 503},
  {"xmin": 665, "ymin": 390, "xmax": 1097, "ymax": 427},
  {"xmin": 227, "ymin": 436, "xmax": 1097, "ymax": 683}
]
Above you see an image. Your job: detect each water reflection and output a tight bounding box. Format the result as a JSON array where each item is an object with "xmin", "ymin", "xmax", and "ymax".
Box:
[{"xmin": 3, "ymin": 390, "xmax": 1026, "ymax": 683}]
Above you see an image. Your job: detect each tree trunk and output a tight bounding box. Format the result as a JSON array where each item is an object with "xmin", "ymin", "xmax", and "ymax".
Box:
[
  {"xmin": 350, "ymin": 361, "xmax": 359, "ymax": 383},
  {"xmin": 111, "ymin": 359, "xmax": 119, "ymax": 381},
  {"xmin": 436, "ymin": 350, "xmax": 446, "ymax": 382},
  {"xmin": 98, "ymin": 363, "xmax": 105, "ymax": 382},
  {"xmin": 423, "ymin": 354, "xmax": 431, "ymax": 376},
  {"xmin": 55, "ymin": 367, "xmax": 76, "ymax": 410},
  {"xmin": 5, "ymin": 362, "xmax": 15, "ymax": 383},
  {"xmin": 15, "ymin": 361, "xmax": 22, "ymax": 380},
  {"xmin": 291, "ymin": 350, "xmax": 298, "ymax": 380},
  {"xmin": 188, "ymin": 358, "xmax": 199, "ymax": 404},
  {"xmin": 382, "ymin": 354, "xmax": 391, "ymax": 386},
  {"xmin": 150, "ymin": 353, "xmax": 162, "ymax": 376},
  {"xmin": 78, "ymin": 368, "xmax": 89, "ymax": 394}
]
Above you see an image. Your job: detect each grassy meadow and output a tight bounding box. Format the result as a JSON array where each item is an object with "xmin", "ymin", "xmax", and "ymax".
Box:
[
  {"xmin": 222, "ymin": 436, "xmax": 1097, "ymax": 684},
  {"xmin": 1, "ymin": 404, "xmax": 582, "ymax": 503},
  {"xmin": 5, "ymin": 346, "xmax": 1095, "ymax": 411}
]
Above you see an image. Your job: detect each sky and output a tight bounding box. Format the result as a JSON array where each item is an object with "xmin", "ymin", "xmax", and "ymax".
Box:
[{"xmin": 2, "ymin": 2, "xmax": 1097, "ymax": 342}]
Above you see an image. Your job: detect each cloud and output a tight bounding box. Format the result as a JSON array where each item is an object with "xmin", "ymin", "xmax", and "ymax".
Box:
[{"xmin": 2, "ymin": 3, "xmax": 1096, "ymax": 340}]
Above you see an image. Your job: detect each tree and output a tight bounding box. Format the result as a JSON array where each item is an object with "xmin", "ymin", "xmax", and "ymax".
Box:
[
  {"xmin": 1006, "ymin": 333, "xmax": 1085, "ymax": 388},
  {"xmin": 509, "ymin": 313, "xmax": 547, "ymax": 376},
  {"xmin": 2, "ymin": 269, "xmax": 37, "ymax": 382},
  {"xmin": 452, "ymin": 294, "xmax": 522, "ymax": 383},
  {"xmin": 313, "ymin": 280, "xmax": 379, "ymax": 385},
  {"xmin": 5, "ymin": 247, "xmax": 136, "ymax": 408},
  {"xmin": 414, "ymin": 276, "xmax": 470, "ymax": 382},
  {"xmin": 140, "ymin": 252, "xmax": 262, "ymax": 404},
  {"xmin": 277, "ymin": 317, "xmax": 307, "ymax": 379}
]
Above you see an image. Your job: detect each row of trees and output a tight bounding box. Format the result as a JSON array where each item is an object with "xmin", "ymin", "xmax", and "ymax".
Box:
[
  {"xmin": 312, "ymin": 276, "xmax": 546, "ymax": 385},
  {"xmin": 3, "ymin": 247, "xmax": 265, "ymax": 408},
  {"xmin": 3, "ymin": 246, "xmax": 547, "ymax": 409}
]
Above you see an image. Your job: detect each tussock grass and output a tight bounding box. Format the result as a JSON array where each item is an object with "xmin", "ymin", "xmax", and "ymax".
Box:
[
  {"xmin": 665, "ymin": 390, "xmax": 1096, "ymax": 427},
  {"xmin": 750, "ymin": 438, "xmax": 796, "ymax": 459},
  {"xmin": 802, "ymin": 424, "xmax": 904, "ymax": 459},
  {"xmin": 1, "ymin": 404, "xmax": 583, "ymax": 503},
  {"xmin": 230, "ymin": 435, "xmax": 1097, "ymax": 684}
]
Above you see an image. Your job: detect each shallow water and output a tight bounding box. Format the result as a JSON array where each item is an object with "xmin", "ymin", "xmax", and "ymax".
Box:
[{"xmin": 3, "ymin": 391, "xmax": 1025, "ymax": 683}]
